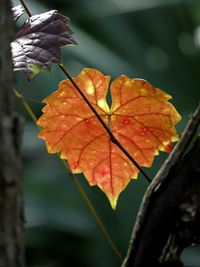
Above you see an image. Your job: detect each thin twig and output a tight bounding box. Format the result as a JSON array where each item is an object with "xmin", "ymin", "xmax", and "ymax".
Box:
[
  {"xmin": 19, "ymin": 0, "xmax": 32, "ymax": 17},
  {"xmin": 58, "ymin": 64, "xmax": 152, "ymax": 183},
  {"xmin": 62, "ymin": 160, "xmax": 123, "ymax": 263},
  {"xmin": 14, "ymin": 89, "xmax": 42, "ymax": 104},
  {"xmin": 14, "ymin": 89, "xmax": 37, "ymax": 123},
  {"xmin": 14, "ymin": 87, "xmax": 123, "ymax": 262}
]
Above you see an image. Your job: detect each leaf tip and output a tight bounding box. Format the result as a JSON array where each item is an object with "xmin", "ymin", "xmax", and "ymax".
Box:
[
  {"xmin": 12, "ymin": 5, "xmax": 25, "ymax": 21},
  {"xmin": 109, "ymin": 196, "xmax": 118, "ymax": 210}
]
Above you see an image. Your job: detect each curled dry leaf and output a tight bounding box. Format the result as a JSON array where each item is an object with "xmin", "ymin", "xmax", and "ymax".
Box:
[
  {"xmin": 12, "ymin": 5, "xmax": 25, "ymax": 21},
  {"xmin": 11, "ymin": 10, "xmax": 76, "ymax": 79},
  {"xmin": 37, "ymin": 68, "xmax": 181, "ymax": 209}
]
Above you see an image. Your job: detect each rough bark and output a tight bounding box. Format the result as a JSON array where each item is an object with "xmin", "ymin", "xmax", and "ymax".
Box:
[
  {"xmin": 0, "ymin": 1, "xmax": 24, "ymax": 267},
  {"xmin": 122, "ymin": 104, "xmax": 200, "ymax": 267}
]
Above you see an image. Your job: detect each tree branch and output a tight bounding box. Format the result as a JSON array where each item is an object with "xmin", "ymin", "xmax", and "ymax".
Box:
[{"xmin": 122, "ymin": 103, "xmax": 200, "ymax": 267}]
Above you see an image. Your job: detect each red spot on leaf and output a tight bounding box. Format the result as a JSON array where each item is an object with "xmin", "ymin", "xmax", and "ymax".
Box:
[
  {"xmin": 140, "ymin": 127, "xmax": 148, "ymax": 136},
  {"xmin": 123, "ymin": 118, "xmax": 129, "ymax": 125},
  {"xmin": 101, "ymin": 180, "xmax": 108, "ymax": 187},
  {"xmin": 101, "ymin": 169, "xmax": 109, "ymax": 176},
  {"xmin": 72, "ymin": 162, "xmax": 78, "ymax": 169}
]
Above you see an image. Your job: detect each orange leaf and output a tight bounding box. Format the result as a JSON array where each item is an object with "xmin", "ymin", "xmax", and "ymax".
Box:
[{"xmin": 37, "ymin": 68, "xmax": 181, "ymax": 209}]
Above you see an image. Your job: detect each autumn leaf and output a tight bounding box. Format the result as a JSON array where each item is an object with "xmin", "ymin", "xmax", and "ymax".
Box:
[
  {"xmin": 37, "ymin": 68, "xmax": 181, "ymax": 209},
  {"xmin": 11, "ymin": 10, "xmax": 76, "ymax": 79}
]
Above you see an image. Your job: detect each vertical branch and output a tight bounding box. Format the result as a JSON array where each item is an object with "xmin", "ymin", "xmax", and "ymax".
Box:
[
  {"xmin": 0, "ymin": 1, "xmax": 24, "ymax": 267},
  {"xmin": 122, "ymin": 103, "xmax": 200, "ymax": 267}
]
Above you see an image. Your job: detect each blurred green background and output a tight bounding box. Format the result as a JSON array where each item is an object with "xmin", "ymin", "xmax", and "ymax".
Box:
[{"xmin": 12, "ymin": 0, "xmax": 200, "ymax": 266}]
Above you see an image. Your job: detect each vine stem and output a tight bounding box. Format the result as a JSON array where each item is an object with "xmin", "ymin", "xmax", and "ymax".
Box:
[
  {"xmin": 14, "ymin": 89, "xmax": 37, "ymax": 123},
  {"xmin": 19, "ymin": 0, "xmax": 32, "ymax": 17},
  {"xmin": 14, "ymin": 88, "xmax": 123, "ymax": 263},
  {"xmin": 58, "ymin": 64, "xmax": 152, "ymax": 183},
  {"xmin": 62, "ymin": 160, "xmax": 123, "ymax": 263},
  {"xmin": 18, "ymin": 0, "xmax": 151, "ymax": 183}
]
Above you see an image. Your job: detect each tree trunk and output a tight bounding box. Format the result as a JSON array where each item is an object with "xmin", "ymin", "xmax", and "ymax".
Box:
[
  {"xmin": 122, "ymin": 104, "xmax": 200, "ymax": 267},
  {"xmin": 0, "ymin": 1, "xmax": 24, "ymax": 267}
]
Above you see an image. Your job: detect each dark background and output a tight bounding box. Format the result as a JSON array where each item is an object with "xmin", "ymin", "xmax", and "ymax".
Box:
[{"xmin": 12, "ymin": 0, "xmax": 200, "ymax": 266}]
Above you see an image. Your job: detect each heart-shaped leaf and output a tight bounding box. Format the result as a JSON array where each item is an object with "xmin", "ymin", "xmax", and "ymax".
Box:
[
  {"xmin": 37, "ymin": 68, "xmax": 181, "ymax": 209},
  {"xmin": 11, "ymin": 10, "xmax": 76, "ymax": 79}
]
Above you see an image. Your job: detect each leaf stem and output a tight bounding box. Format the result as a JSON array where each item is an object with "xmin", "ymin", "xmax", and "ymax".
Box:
[
  {"xmin": 19, "ymin": 0, "xmax": 32, "ymax": 17},
  {"xmin": 58, "ymin": 64, "xmax": 152, "ymax": 183},
  {"xmin": 14, "ymin": 88, "xmax": 123, "ymax": 262},
  {"xmin": 14, "ymin": 89, "xmax": 37, "ymax": 123}
]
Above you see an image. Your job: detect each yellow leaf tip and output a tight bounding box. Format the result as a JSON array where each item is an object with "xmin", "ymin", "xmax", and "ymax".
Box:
[{"xmin": 108, "ymin": 196, "xmax": 118, "ymax": 210}]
